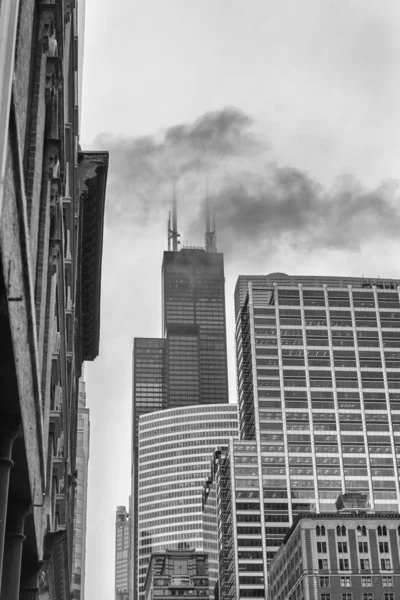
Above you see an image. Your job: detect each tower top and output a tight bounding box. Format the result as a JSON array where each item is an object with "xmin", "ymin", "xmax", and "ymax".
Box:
[{"xmin": 167, "ymin": 182, "xmax": 218, "ymax": 253}]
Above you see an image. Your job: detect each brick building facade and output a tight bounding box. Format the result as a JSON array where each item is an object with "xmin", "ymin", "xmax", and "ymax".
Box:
[
  {"xmin": 268, "ymin": 512, "xmax": 400, "ymax": 600},
  {"xmin": 0, "ymin": 1, "xmax": 108, "ymax": 598}
]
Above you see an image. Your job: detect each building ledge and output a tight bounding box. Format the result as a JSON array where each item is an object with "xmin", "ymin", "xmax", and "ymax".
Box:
[
  {"xmin": 78, "ymin": 151, "xmax": 109, "ymax": 361},
  {"xmin": 43, "ymin": 530, "xmax": 69, "ymax": 600}
]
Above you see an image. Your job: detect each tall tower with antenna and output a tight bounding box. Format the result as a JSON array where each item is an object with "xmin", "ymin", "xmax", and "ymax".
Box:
[{"xmin": 132, "ymin": 180, "xmax": 229, "ymax": 600}]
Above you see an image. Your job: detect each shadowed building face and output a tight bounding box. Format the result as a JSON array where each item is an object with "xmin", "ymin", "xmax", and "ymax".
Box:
[{"xmin": 162, "ymin": 249, "xmax": 229, "ymax": 406}]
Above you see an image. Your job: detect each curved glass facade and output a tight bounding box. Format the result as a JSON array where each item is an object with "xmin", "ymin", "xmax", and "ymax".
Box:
[{"xmin": 137, "ymin": 404, "xmax": 239, "ymax": 599}]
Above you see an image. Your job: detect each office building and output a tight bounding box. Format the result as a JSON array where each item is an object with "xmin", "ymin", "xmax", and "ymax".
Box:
[
  {"xmin": 269, "ymin": 496, "xmax": 400, "ymax": 600},
  {"xmin": 116, "ymin": 506, "xmax": 131, "ymax": 600},
  {"xmin": 202, "ymin": 460, "xmax": 221, "ymax": 600},
  {"xmin": 162, "ymin": 248, "xmax": 229, "ymax": 407},
  {"xmin": 133, "ymin": 248, "xmax": 229, "ymax": 427},
  {"xmin": 209, "ymin": 273, "xmax": 400, "ymax": 600},
  {"xmin": 131, "ymin": 338, "xmax": 167, "ymax": 600},
  {"xmin": 131, "ymin": 207, "xmax": 230, "ymax": 600},
  {"xmin": 132, "ymin": 339, "xmax": 167, "ymax": 443},
  {"xmin": 71, "ymin": 379, "xmax": 91, "ymax": 600},
  {"xmin": 203, "ymin": 447, "xmax": 231, "ymax": 600},
  {"xmin": 137, "ymin": 404, "xmax": 239, "ymax": 600},
  {"xmin": 144, "ymin": 549, "xmax": 210, "ymax": 600}
]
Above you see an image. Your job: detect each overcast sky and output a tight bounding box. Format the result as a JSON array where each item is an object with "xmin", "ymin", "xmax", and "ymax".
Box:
[{"xmin": 80, "ymin": 1, "xmax": 400, "ymax": 598}]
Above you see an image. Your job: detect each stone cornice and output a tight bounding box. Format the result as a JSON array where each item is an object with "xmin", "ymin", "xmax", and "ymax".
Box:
[
  {"xmin": 281, "ymin": 511, "xmax": 400, "ymax": 546},
  {"xmin": 43, "ymin": 530, "xmax": 69, "ymax": 600},
  {"xmin": 78, "ymin": 151, "xmax": 109, "ymax": 361}
]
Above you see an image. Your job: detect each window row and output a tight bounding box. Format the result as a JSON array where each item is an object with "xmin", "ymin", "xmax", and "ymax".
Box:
[
  {"xmin": 321, "ymin": 595, "xmax": 393, "ymax": 600},
  {"xmin": 321, "ymin": 594, "xmax": 394, "ymax": 600},
  {"xmin": 319, "ymin": 558, "xmax": 392, "ymax": 571}
]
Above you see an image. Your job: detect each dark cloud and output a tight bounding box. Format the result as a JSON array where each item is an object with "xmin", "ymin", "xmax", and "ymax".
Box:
[
  {"xmin": 94, "ymin": 106, "xmax": 262, "ymax": 225},
  {"xmin": 164, "ymin": 107, "xmax": 259, "ymax": 156},
  {"xmin": 96, "ymin": 107, "xmax": 400, "ymax": 257},
  {"xmin": 195, "ymin": 170, "xmax": 400, "ymax": 256}
]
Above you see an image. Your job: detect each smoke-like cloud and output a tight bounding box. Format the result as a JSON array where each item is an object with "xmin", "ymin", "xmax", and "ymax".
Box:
[
  {"xmin": 194, "ymin": 169, "xmax": 400, "ymax": 255},
  {"xmin": 95, "ymin": 107, "xmax": 263, "ymax": 226},
  {"xmin": 95, "ymin": 106, "xmax": 400, "ymax": 257}
]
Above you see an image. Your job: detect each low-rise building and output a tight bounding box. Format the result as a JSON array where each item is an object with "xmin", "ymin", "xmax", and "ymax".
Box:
[
  {"xmin": 268, "ymin": 495, "xmax": 400, "ymax": 600},
  {"xmin": 144, "ymin": 549, "xmax": 210, "ymax": 600}
]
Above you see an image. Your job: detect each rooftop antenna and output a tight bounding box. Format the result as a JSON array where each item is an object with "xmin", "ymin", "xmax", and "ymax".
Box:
[
  {"xmin": 168, "ymin": 181, "xmax": 180, "ymax": 251},
  {"xmin": 204, "ymin": 182, "xmax": 217, "ymax": 252},
  {"xmin": 167, "ymin": 210, "xmax": 171, "ymax": 251},
  {"xmin": 212, "ymin": 211, "xmax": 217, "ymax": 252}
]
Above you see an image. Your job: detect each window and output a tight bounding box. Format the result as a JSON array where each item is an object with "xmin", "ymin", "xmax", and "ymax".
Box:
[
  {"xmin": 337, "ymin": 525, "xmax": 346, "ymax": 536},
  {"xmin": 383, "ymin": 577, "xmax": 393, "ymax": 587},
  {"xmin": 318, "ymin": 559, "xmax": 329, "ymax": 570},
  {"xmin": 338, "ymin": 542, "xmax": 348, "ymax": 553},
  {"xmin": 381, "ymin": 559, "xmax": 391, "ymax": 570},
  {"xmin": 378, "ymin": 526, "xmax": 388, "ymax": 536},
  {"xmin": 359, "ymin": 542, "xmax": 369, "ymax": 553},
  {"xmin": 339, "ymin": 559, "xmax": 349, "ymax": 570},
  {"xmin": 340, "ymin": 577, "xmax": 351, "ymax": 587},
  {"xmin": 319, "ymin": 577, "xmax": 330, "ymax": 587},
  {"xmin": 361, "ymin": 577, "xmax": 372, "ymax": 587},
  {"xmin": 360, "ymin": 559, "xmax": 370, "ymax": 570},
  {"xmin": 384, "ymin": 595, "xmax": 394, "ymax": 600},
  {"xmin": 342, "ymin": 595, "xmax": 352, "ymax": 600},
  {"xmin": 173, "ymin": 560, "xmax": 188, "ymax": 575},
  {"xmin": 321, "ymin": 595, "xmax": 331, "ymax": 600},
  {"xmin": 363, "ymin": 594, "xmax": 373, "ymax": 600},
  {"xmin": 357, "ymin": 525, "xmax": 367, "ymax": 536},
  {"xmin": 379, "ymin": 542, "xmax": 389, "ymax": 553},
  {"xmin": 318, "ymin": 542, "xmax": 327, "ymax": 553},
  {"xmin": 316, "ymin": 525, "xmax": 326, "ymax": 536}
]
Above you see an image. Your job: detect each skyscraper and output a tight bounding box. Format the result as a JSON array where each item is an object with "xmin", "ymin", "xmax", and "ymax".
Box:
[
  {"xmin": 210, "ymin": 272, "xmax": 400, "ymax": 600},
  {"xmin": 132, "ymin": 339, "xmax": 167, "ymax": 448},
  {"xmin": 162, "ymin": 248, "xmax": 229, "ymax": 406},
  {"xmin": 131, "ymin": 338, "xmax": 166, "ymax": 600},
  {"xmin": 72, "ymin": 379, "xmax": 91, "ymax": 600},
  {"xmin": 130, "ymin": 205, "xmax": 230, "ymax": 599},
  {"xmin": 116, "ymin": 506, "xmax": 131, "ymax": 600}
]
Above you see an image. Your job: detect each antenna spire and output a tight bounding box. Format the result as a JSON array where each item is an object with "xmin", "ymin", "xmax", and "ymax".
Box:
[
  {"xmin": 168, "ymin": 181, "xmax": 180, "ymax": 251},
  {"xmin": 204, "ymin": 182, "xmax": 217, "ymax": 252},
  {"xmin": 167, "ymin": 211, "xmax": 171, "ymax": 251}
]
